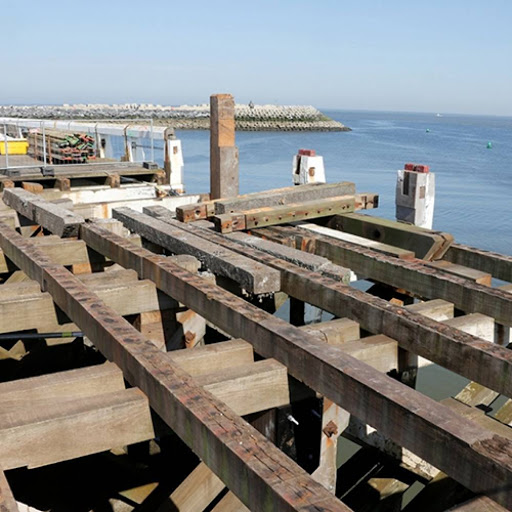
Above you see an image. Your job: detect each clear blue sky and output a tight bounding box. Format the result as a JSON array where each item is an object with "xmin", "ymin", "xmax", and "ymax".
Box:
[{"xmin": 2, "ymin": 0, "xmax": 511, "ymax": 115}]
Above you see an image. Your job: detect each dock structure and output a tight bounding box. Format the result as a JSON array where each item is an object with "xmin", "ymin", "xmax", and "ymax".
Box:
[{"xmin": 0, "ymin": 117, "xmax": 511, "ymax": 512}]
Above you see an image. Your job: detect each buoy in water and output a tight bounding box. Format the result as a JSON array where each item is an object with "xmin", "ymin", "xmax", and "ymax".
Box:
[
  {"xmin": 487, "ymin": 141, "xmax": 492, "ymax": 149},
  {"xmin": 426, "ymin": 128, "xmax": 430, "ymax": 133}
]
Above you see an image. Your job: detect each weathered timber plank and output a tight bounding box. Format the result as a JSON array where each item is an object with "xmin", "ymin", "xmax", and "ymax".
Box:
[
  {"xmin": 0, "ymin": 271, "xmax": 174, "ymax": 332},
  {"xmin": 196, "ymin": 359, "xmax": 290, "ymax": 416},
  {"xmin": 0, "ymin": 388, "xmax": 154, "ymax": 470},
  {"xmin": 146, "ymin": 205, "xmax": 351, "ymax": 283},
  {"xmin": 426, "ymin": 260, "xmax": 492, "ymax": 286},
  {"xmin": 158, "ymin": 219, "xmax": 512, "ymax": 397},
  {"xmin": 327, "ymin": 212, "xmax": 453, "ymax": 260},
  {"xmin": 168, "ymin": 340, "xmax": 254, "ymax": 376},
  {"xmin": 0, "ymin": 467, "xmax": 18, "ymax": 512},
  {"xmin": 0, "ymin": 363, "xmax": 124, "ymax": 414},
  {"xmin": 3, "ymin": 188, "xmax": 84, "ymax": 237},
  {"xmin": 445, "ymin": 243, "xmax": 512, "ymax": 283},
  {"xmin": 0, "ymin": 237, "xmax": 89, "ymax": 273},
  {"xmin": 264, "ymin": 224, "xmax": 512, "ymax": 327},
  {"xmin": 215, "ymin": 182, "xmax": 356, "ymax": 214},
  {"xmin": 112, "ymin": 207, "xmax": 280, "ymax": 294},
  {"xmin": 213, "ymin": 195, "xmax": 356, "ymax": 233},
  {"xmin": 77, "ymin": 222, "xmax": 512, "ymax": 508},
  {"xmin": 296, "ymin": 222, "xmax": 415, "ymax": 259},
  {"xmin": 0, "ymin": 226, "xmax": 345, "ymax": 511}
]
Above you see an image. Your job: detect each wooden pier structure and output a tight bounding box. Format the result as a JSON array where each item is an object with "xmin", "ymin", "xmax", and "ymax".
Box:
[{"xmin": 0, "ymin": 98, "xmax": 511, "ymax": 512}]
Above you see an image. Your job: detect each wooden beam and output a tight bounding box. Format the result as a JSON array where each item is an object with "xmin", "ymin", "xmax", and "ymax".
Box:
[
  {"xmin": 3, "ymin": 188, "xmax": 85, "ymax": 237},
  {"xmin": 196, "ymin": 359, "xmax": 290, "ymax": 416},
  {"xmin": 0, "ymin": 363, "xmax": 124, "ymax": 413},
  {"xmin": 168, "ymin": 339, "xmax": 254, "ymax": 376},
  {"xmin": 113, "ymin": 207, "xmax": 280, "ymax": 294},
  {"xmin": 77, "ymin": 222, "xmax": 512, "ymax": 508},
  {"xmin": 445, "ymin": 243, "xmax": 512, "ymax": 283},
  {"xmin": 210, "ymin": 94, "xmax": 238, "ymax": 199},
  {"xmin": 153, "ymin": 218, "xmax": 512, "ymax": 398},
  {"xmin": 0, "ymin": 387, "xmax": 154, "ymax": 470},
  {"xmin": 146, "ymin": 205, "xmax": 351, "ymax": 283},
  {"xmin": 0, "ymin": 270, "xmax": 175, "ymax": 333},
  {"xmin": 215, "ymin": 182, "xmax": 357, "ymax": 214},
  {"xmin": 0, "ymin": 467, "xmax": 18, "ymax": 512},
  {"xmin": 327, "ymin": 212, "xmax": 453, "ymax": 260},
  {"xmin": 264, "ymin": 224, "xmax": 512, "ymax": 328},
  {"xmin": 0, "ymin": 237, "xmax": 89, "ymax": 273},
  {"xmin": 212, "ymin": 195, "xmax": 356, "ymax": 233},
  {"xmin": 0, "ymin": 224, "xmax": 344, "ymax": 511},
  {"xmin": 296, "ymin": 222, "xmax": 415, "ymax": 259}
]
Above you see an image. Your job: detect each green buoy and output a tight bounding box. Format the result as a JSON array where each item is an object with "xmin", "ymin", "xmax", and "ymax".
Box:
[
  {"xmin": 487, "ymin": 141, "xmax": 492, "ymax": 149},
  {"xmin": 426, "ymin": 128, "xmax": 430, "ymax": 133}
]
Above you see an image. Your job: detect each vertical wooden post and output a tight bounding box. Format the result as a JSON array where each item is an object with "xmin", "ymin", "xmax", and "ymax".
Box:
[{"xmin": 210, "ymin": 94, "xmax": 239, "ymax": 199}]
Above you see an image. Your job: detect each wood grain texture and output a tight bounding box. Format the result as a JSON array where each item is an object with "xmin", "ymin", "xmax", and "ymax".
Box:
[
  {"xmin": 77, "ymin": 222, "xmax": 512, "ymax": 508},
  {"xmin": 0, "ymin": 223, "xmax": 346, "ymax": 511}
]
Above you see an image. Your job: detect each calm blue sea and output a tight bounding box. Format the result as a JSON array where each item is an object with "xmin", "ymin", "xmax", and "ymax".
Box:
[{"xmin": 174, "ymin": 110, "xmax": 512, "ymax": 254}]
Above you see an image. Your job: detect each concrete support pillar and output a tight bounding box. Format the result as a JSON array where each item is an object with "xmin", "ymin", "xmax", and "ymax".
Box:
[
  {"xmin": 292, "ymin": 149, "xmax": 326, "ymax": 185},
  {"xmin": 210, "ymin": 94, "xmax": 239, "ymax": 199},
  {"xmin": 396, "ymin": 163, "xmax": 435, "ymax": 229}
]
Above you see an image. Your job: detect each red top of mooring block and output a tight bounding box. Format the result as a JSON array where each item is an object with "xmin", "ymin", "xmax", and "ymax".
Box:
[
  {"xmin": 298, "ymin": 149, "xmax": 316, "ymax": 157},
  {"xmin": 404, "ymin": 163, "xmax": 429, "ymax": 173}
]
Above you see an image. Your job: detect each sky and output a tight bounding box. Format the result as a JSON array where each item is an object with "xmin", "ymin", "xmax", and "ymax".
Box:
[{"xmin": 2, "ymin": 0, "xmax": 512, "ymax": 115}]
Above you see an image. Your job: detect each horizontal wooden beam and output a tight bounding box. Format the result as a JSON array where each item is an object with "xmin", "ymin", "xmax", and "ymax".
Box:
[
  {"xmin": 0, "ymin": 223, "xmax": 344, "ymax": 511},
  {"xmin": 145, "ymin": 205, "xmax": 351, "ymax": 283},
  {"xmin": 445, "ymin": 243, "xmax": 512, "ymax": 283},
  {"xmin": 113, "ymin": 207, "xmax": 280, "ymax": 294},
  {"xmin": 0, "ymin": 236, "xmax": 89, "ymax": 273},
  {"xmin": 151, "ymin": 217, "xmax": 512, "ymax": 398},
  {"xmin": 3, "ymin": 188, "xmax": 85, "ymax": 237},
  {"xmin": 0, "ymin": 387, "xmax": 154, "ymax": 470},
  {"xmin": 196, "ymin": 359, "xmax": 290, "ymax": 416},
  {"xmin": 265, "ymin": 224, "xmax": 512, "ymax": 327},
  {"xmin": 296, "ymin": 222, "xmax": 415, "ymax": 259},
  {"xmin": 0, "ymin": 363, "xmax": 124, "ymax": 414},
  {"xmin": 212, "ymin": 195, "xmax": 356, "ymax": 233},
  {"xmin": 215, "ymin": 182, "xmax": 357, "ymax": 214},
  {"xmin": 77, "ymin": 222, "xmax": 512, "ymax": 508},
  {"xmin": 327, "ymin": 212, "xmax": 453, "ymax": 260}
]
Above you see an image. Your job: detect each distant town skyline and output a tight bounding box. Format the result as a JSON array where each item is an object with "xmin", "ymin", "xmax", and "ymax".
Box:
[{"xmin": 3, "ymin": 0, "xmax": 512, "ymax": 116}]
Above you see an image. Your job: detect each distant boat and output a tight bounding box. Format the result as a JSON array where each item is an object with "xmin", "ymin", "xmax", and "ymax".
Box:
[{"xmin": 436, "ymin": 113, "xmax": 443, "ymax": 117}]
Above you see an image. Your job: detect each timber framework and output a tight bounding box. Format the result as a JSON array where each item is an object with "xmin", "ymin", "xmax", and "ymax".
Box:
[{"xmin": 0, "ymin": 98, "xmax": 511, "ymax": 512}]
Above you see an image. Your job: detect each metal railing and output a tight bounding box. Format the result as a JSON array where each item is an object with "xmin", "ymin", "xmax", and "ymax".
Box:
[{"xmin": 0, "ymin": 118, "xmax": 185, "ymax": 192}]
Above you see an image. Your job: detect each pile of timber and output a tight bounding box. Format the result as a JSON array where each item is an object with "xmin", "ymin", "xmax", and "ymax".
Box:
[
  {"xmin": 27, "ymin": 130, "xmax": 95, "ymax": 164},
  {"xmin": 0, "ymin": 183, "xmax": 511, "ymax": 511}
]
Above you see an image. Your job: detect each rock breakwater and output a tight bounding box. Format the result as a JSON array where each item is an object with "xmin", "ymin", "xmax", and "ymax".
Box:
[{"xmin": 0, "ymin": 104, "xmax": 349, "ymax": 132}]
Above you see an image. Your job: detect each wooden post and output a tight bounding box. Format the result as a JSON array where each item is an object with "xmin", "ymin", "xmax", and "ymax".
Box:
[{"xmin": 210, "ymin": 94, "xmax": 239, "ymax": 199}]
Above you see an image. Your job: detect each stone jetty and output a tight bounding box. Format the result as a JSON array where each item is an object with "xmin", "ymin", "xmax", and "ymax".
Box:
[{"xmin": 0, "ymin": 103, "xmax": 349, "ymax": 132}]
